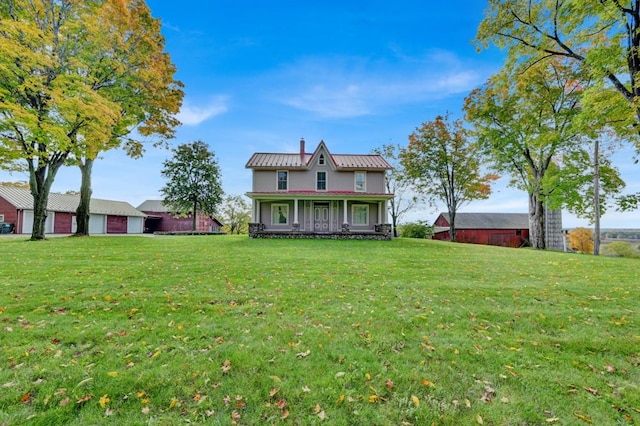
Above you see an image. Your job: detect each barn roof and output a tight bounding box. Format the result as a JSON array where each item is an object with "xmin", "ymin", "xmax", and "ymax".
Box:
[
  {"xmin": 245, "ymin": 140, "xmax": 392, "ymax": 170},
  {"xmin": 0, "ymin": 186, "xmax": 145, "ymax": 217},
  {"xmin": 438, "ymin": 212, "xmax": 529, "ymax": 229},
  {"xmin": 137, "ymin": 199, "xmax": 224, "ymax": 225},
  {"xmin": 137, "ymin": 199, "xmax": 170, "ymax": 212}
]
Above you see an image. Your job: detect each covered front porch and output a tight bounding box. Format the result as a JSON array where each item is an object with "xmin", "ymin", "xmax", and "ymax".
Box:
[{"xmin": 246, "ymin": 193, "xmax": 393, "ymax": 240}]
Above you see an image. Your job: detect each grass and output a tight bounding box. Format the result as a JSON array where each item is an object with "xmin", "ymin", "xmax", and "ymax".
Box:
[{"xmin": 0, "ymin": 235, "xmax": 638, "ymax": 425}]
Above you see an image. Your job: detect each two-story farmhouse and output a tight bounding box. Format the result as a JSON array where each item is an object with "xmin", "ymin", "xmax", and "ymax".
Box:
[{"xmin": 245, "ymin": 139, "xmax": 393, "ymax": 239}]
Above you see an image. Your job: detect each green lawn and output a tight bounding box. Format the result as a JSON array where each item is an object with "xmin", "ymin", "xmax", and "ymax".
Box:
[{"xmin": 0, "ymin": 235, "xmax": 638, "ymax": 425}]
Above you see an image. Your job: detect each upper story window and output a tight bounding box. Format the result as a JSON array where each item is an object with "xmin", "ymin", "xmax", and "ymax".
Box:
[
  {"xmin": 277, "ymin": 170, "xmax": 288, "ymax": 191},
  {"xmin": 318, "ymin": 154, "xmax": 325, "ymax": 165},
  {"xmin": 317, "ymin": 171, "xmax": 327, "ymax": 191},
  {"xmin": 354, "ymin": 171, "xmax": 366, "ymax": 192}
]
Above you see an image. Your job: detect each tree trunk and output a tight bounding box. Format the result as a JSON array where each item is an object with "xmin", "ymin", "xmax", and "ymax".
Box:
[
  {"xmin": 75, "ymin": 158, "xmax": 93, "ymax": 236},
  {"xmin": 593, "ymin": 139, "xmax": 600, "ymax": 256},
  {"xmin": 191, "ymin": 198, "xmax": 197, "ymax": 231},
  {"xmin": 29, "ymin": 159, "xmax": 66, "ymax": 240},
  {"xmin": 31, "ymin": 175, "xmax": 50, "ymax": 240},
  {"xmin": 448, "ymin": 210, "xmax": 457, "ymax": 242},
  {"xmin": 528, "ymin": 192, "xmax": 546, "ymax": 249}
]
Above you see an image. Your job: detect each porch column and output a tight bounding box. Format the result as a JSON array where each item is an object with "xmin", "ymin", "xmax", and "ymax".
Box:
[
  {"xmin": 253, "ymin": 200, "xmax": 260, "ymax": 223},
  {"xmin": 343, "ymin": 199, "xmax": 348, "ymax": 224},
  {"xmin": 294, "ymin": 198, "xmax": 299, "ymax": 224}
]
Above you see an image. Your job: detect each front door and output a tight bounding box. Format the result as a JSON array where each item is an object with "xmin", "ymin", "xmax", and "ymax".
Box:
[{"xmin": 314, "ymin": 204, "xmax": 329, "ymax": 232}]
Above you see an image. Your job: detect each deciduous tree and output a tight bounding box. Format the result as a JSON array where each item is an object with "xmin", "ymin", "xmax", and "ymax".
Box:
[
  {"xmin": 0, "ymin": 0, "xmax": 182, "ymax": 240},
  {"xmin": 476, "ymin": 0, "xmax": 640, "ymax": 211},
  {"xmin": 72, "ymin": 0, "xmax": 183, "ymax": 236},
  {"xmin": 567, "ymin": 227, "xmax": 594, "ymax": 254},
  {"xmin": 465, "ymin": 59, "xmax": 586, "ymax": 249},
  {"xmin": 160, "ymin": 141, "xmax": 223, "ymax": 231},
  {"xmin": 1, "ymin": 0, "xmax": 119, "ymax": 239},
  {"xmin": 399, "ymin": 114, "xmax": 496, "ymax": 242},
  {"xmin": 373, "ymin": 144, "xmax": 422, "ymax": 237},
  {"xmin": 219, "ymin": 195, "xmax": 251, "ymax": 235}
]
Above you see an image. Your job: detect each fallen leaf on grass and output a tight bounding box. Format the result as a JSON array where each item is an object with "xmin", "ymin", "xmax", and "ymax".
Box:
[
  {"xmin": 477, "ymin": 414, "xmax": 484, "ymax": 424},
  {"xmin": 20, "ymin": 392, "xmax": 33, "ymax": 404},
  {"xmin": 574, "ymin": 413, "xmax": 592, "ymax": 423},
  {"xmin": 99, "ymin": 394, "xmax": 110, "ymax": 408},
  {"xmin": 76, "ymin": 394, "xmax": 93, "ymax": 404},
  {"xmin": 583, "ymin": 386, "xmax": 599, "ymax": 396},
  {"xmin": 411, "ymin": 395, "xmax": 420, "ymax": 408},
  {"xmin": 296, "ymin": 349, "xmax": 311, "ymax": 358},
  {"xmin": 221, "ymin": 359, "xmax": 232, "ymax": 374},
  {"xmin": 481, "ymin": 386, "xmax": 496, "ymax": 403},
  {"xmin": 169, "ymin": 397, "xmax": 180, "ymax": 409}
]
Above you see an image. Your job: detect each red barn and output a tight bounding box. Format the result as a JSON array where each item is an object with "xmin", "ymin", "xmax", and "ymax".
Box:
[
  {"xmin": 433, "ymin": 212, "xmax": 530, "ymax": 248},
  {"xmin": 137, "ymin": 200, "xmax": 223, "ymax": 233}
]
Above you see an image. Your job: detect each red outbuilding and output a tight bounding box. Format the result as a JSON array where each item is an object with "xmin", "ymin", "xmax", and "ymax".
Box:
[
  {"xmin": 137, "ymin": 200, "xmax": 223, "ymax": 234},
  {"xmin": 433, "ymin": 212, "xmax": 530, "ymax": 248}
]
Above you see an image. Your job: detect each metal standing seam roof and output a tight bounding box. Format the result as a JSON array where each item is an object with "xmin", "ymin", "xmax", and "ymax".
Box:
[
  {"xmin": 0, "ymin": 186, "xmax": 145, "ymax": 217},
  {"xmin": 439, "ymin": 212, "xmax": 530, "ymax": 229},
  {"xmin": 245, "ymin": 145, "xmax": 392, "ymax": 170}
]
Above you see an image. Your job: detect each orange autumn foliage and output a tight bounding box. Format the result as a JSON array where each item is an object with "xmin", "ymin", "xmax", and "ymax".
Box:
[{"xmin": 568, "ymin": 227, "xmax": 594, "ymax": 254}]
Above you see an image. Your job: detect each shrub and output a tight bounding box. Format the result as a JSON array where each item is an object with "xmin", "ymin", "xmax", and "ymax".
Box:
[
  {"xmin": 399, "ymin": 222, "xmax": 433, "ymax": 239},
  {"xmin": 605, "ymin": 241, "xmax": 639, "ymax": 258},
  {"xmin": 567, "ymin": 227, "xmax": 594, "ymax": 254}
]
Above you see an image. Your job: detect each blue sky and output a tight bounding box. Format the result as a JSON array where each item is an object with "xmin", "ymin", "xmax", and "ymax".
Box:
[{"xmin": 2, "ymin": 1, "xmax": 639, "ymax": 228}]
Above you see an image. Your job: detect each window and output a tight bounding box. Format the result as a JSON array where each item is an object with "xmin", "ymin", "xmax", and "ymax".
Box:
[
  {"xmin": 352, "ymin": 204, "xmax": 369, "ymax": 225},
  {"xmin": 318, "ymin": 154, "xmax": 325, "ymax": 165},
  {"xmin": 0, "ymin": 214, "xmax": 4, "ymax": 222},
  {"xmin": 316, "ymin": 171, "xmax": 327, "ymax": 191},
  {"xmin": 277, "ymin": 171, "xmax": 288, "ymax": 191},
  {"xmin": 354, "ymin": 172, "xmax": 366, "ymax": 192},
  {"xmin": 271, "ymin": 204, "xmax": 289, "ymax": 225}
]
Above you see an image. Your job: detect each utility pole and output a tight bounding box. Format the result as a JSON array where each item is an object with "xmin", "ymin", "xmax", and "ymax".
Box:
[{"xmin": 593, "ymin": 139, "xmax": 600, "ymax": 256}]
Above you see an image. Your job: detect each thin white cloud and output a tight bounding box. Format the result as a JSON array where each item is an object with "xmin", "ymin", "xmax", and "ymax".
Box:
[
  {"xmin": 273, "ymin": 51, "xmax": 488, "ymax": 119},
  {"xmin": 177, "ymin": 97, "xmax": 229, "ymax": 126}
]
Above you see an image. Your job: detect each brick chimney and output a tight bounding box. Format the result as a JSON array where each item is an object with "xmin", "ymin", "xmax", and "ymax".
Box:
[{"xmin": 299, "ymin": 138, "xmax": 305, "ymax": 161}]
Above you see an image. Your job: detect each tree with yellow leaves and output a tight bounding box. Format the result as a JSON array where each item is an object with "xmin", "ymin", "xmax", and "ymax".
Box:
[
  {"xmin": 0, "ymin": 0, "xmax": 183, "ymax": 239},
  {"xmin": 567, "ymin": 227, "xmax": 594, "ymax": 254}
]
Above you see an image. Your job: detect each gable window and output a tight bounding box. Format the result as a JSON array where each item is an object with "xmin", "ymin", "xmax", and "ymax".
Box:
[
  {"xmin": 316, "ymin": 171, "xmax": 327, "ymax": 191},
  {"xmin": 354, "ymin": 171, "xmax": 366, "ymax": 192},
  {"xmin": 352, "ymin": 204, "xmax": 369, "ymax": 225},
  {"xmin": 271, "ymin": 204, "xmax": 289, "ymax": 225},
  {"xmin": 318, "ymin": 154, "xmax": 325, "ymax": 165},
  {"xmin": 277, "ymin": 171, "xmax": 288, "ymax": 191}
]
